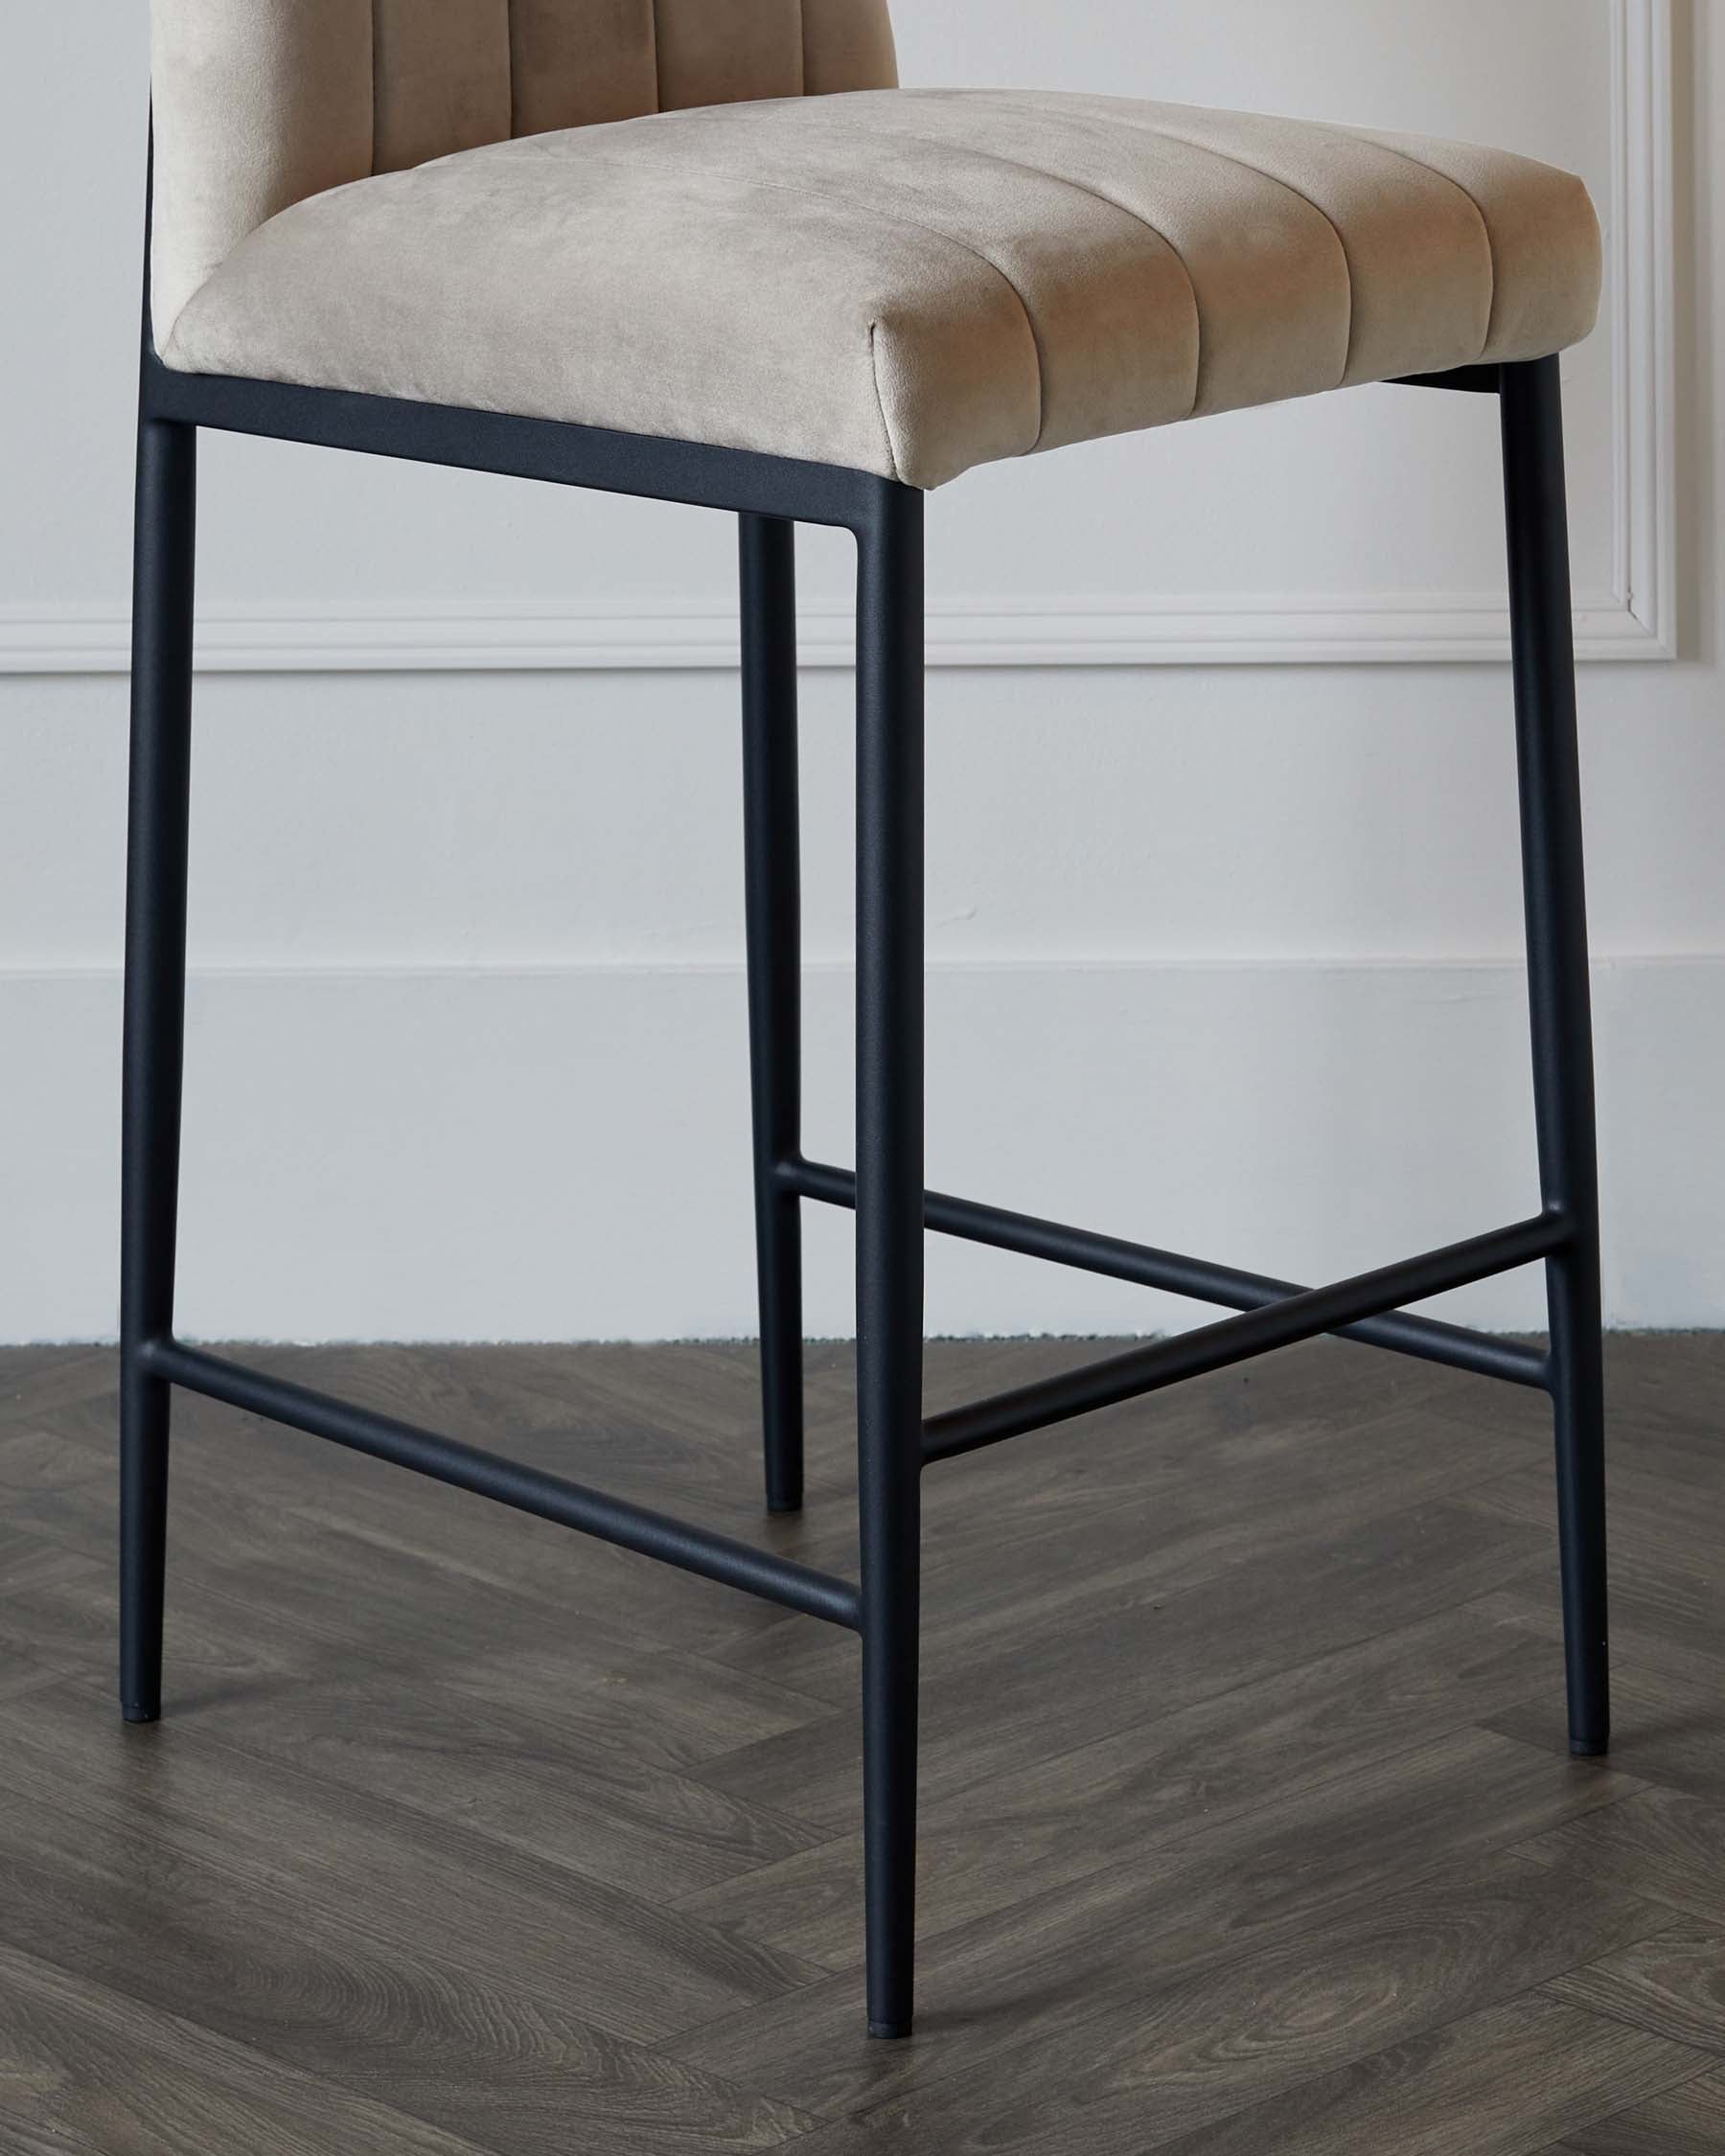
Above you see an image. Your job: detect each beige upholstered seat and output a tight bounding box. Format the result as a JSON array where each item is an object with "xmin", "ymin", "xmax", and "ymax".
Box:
[{"xmin": 152, "ymin": 10, "xmax": 1601, "ymax": 491}]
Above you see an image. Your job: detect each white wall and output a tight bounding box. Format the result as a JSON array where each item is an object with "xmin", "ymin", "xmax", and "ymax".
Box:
[{"xmin": 1, "ymin": 1, "xmax": 1718, "ymax": 1342}]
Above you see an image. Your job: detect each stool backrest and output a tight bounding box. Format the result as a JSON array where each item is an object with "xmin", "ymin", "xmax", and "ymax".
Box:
[{"xmin": 149, "ymin": 0, "xmax": 898, "ymax": 347}]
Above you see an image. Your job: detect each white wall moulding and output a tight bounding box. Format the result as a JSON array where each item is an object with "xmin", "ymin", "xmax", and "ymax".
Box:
[
  {"xmin": 1603, "ymin": 0, "xmax": 1678, "ymax": 658},
  {"xmin": 0, "ymin": 583, "xmax": 1676, "ymax": 676},
  {"xmin": 1, "ymin": 3, "xmax": 1674, "ymax": 679},
  {"xmin": 7, "ymin": 952, "xmax": 1721, "ymax": 1345}
]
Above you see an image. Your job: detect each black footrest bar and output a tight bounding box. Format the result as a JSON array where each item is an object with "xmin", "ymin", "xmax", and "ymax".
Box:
[
  {"xmin": 143, "ymin": 1341, "xmax": 862, "ymax": 1630},
  {"xmin": 921, "ymin": 1212, "xmax": 1569, "ymax": 1463},
  {"xmin": 785, "ymin": 1160, "xmax": 1553, "ymax": 1392}
]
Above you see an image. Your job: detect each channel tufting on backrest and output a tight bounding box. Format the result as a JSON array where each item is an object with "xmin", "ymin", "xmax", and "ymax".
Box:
[{"xmin": 149, "ymin": 0, "xmax": 898, "ymax": 346}]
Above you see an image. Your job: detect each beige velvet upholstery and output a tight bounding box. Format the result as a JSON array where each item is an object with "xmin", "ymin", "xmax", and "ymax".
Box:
[
  {"xmin": 150, "ymin": 5, "xmax": 1599, "ymax": 492},
  {"xmin": 149, "ymin": 0, "xmax": 900, "ymax": 340},
  {"xmin": 159, "ymin": 85, "xmax": 1601, "ymax": 491}
]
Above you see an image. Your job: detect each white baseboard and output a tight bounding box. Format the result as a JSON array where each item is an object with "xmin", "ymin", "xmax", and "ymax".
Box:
[{"xmin": 6, "ymin": 954, "xmax": 1719, "ymax": 1343}]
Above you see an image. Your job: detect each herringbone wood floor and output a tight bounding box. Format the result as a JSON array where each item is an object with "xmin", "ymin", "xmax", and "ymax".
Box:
[{"xmin": 1, "ymin": 1336, "xmax": 1722, "ymax": 2153}]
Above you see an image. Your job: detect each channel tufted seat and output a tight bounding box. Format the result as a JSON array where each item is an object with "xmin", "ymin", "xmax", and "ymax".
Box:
[{"xmin": 152, "ymin": 11, "xmax": 1601, "ymax": 490}]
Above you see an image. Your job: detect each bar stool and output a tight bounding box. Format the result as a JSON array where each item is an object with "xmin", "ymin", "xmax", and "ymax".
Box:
[{"xmin": 126, "ymin": 1, "xmax": 1610, "ymax": 2041}]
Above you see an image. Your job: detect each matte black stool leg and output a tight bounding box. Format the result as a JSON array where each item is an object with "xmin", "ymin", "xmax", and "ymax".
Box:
[
  {"xmin": 120, "ymin": 415, "xmax": 197, "ymax": 1726},
  {"xmin": 854, "ymin": 487, "xmax": 925, "ymax": 2039},
  {"xmin": 740, "ymin": 516, "xmax": 806, "ymax": 1514},
  {"xmin": 1502, "ymin": 356, "xmax": 1610, "ymax": 1757}
]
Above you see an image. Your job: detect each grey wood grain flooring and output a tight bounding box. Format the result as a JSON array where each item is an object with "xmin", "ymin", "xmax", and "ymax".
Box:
[{"xmin": 0, "ymin": 1335, "xmax": 1720, "ymax": 2152}]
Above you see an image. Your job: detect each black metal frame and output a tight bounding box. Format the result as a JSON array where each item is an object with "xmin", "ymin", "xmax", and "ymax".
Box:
[{"xmin": 121, "ymin": 225, "xmax": 1609, "ymax": 2036}]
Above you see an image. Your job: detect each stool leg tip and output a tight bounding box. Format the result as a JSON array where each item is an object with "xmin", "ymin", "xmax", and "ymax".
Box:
[
  {"xmin": 123, "ymin": 1704, "xmax": 161, "ymax": 1725},
  {"xmin": 868, "ymin": 2021, "xmax": 913, "ymax": 2041}
]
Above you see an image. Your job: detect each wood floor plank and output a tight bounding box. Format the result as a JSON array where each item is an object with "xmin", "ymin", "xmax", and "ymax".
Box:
[
  {"xmin": 1545, "ymin": 1926, "xmax": 1725, "ymax": 2054},
  {"xmin": 711, "ymin": 1339, "xmax": 1550, "ymax": 1707},
  {"xmin": 1557, "ymin": 1336, "xmax": 1725, "ymax": 1490},
  {"xmin": 678, "ymin": 1662, "xmax": 1637, "ymax": 1971},
  {"xmin": 9, "ymin": 1462, "xmax": 820, "ymax": 1741},
  {"xmin": 425, "ymin": 1640, "xmax": 838, "ymax": 1779},
  {"xmin": 695, "ymin": 1497, "xmax": 1552, "ymax": 1831},
  {"xmin": 1489, "ymin": 1662, "xmax": 1725, "ymax": 1804},
  {"xmin": 890, "ymin": 1392, "xmax": 1551, "ymax": 1665},
  {"xmin": 11, "ymin": 1446, "xmax": 839, "ymax": 1789},
  {"xmin": 0, "ymin": 1940, "xmax": 501, "ymax": 2156},
  {"xmin": 12, "ymin": 1369, "xmax": 803, "ymax": 1665},
  {"xmin": 1513, "ymin": 1788, "xmax": 1725, "ymax": 1928},
  {"xmin": 168, "ymin": 1663, "xmax": 832, "ymax": 1905},
  {"xmin": 673, "ymin": 1832, "xmax": 1672, "ymax": 2125},
  {"xmin": 1470, "ymin": 1455, "xmax": 1725, "ymax": 1597},
  {"xmin": 777, "ymin": 1998, "xmax": 1705, "ymax": 2156},
  {"xmin": 1555, "ymin": 2067, "xmax": 1725, "ymax": 2155},
  {"xmin": 10, "ymin": 1428, "xmax": 765, "ymax": 1667},
  {"xmin": 692, "ymin": 1853, "xmax": 1679, "ymax": 2148},
  {"xmin": 0, "ymin": 1522, "xmax": 100, "ymax": 1599},
  {"xmin": 0, "ymin": 1785, "xmax": 817, "ymax": 2153},
  {"xmin": 256, "ymin": 1340, "xmax": 784, "ymax": 1538},
  {"xmin": 1474, "ymin": 1570, "xmax": 1725, "ymax": 1703},
  {"xmin": 0, "ymin": 1681, "xmax": 822, "ymax": 2045},
  {"xmin": 0, "ymin": 1528, "xmax": 323, "ymax": 1707},
  {"xmin": 0, "ymin": 1421, "xmax": 109, "ymax": 1500},
  {"xmin": 0, "ymin": 1534, "xmax": 141, "ymax": 1694},
  {"xmin": 1478, "ymin": 1442, "xmax": 1717, "ymax": 1530},
  {"xmin": 0, "ymin": 1650, "xmax": 65, "ymax": 1709},
  {"xmin": 1133, "ymin": 1997, "xmax": 1706, "ymax": 2156},
  {"xmin": 0, "ymin": 1347, "xmax": 121, "ymax": 1431}
]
